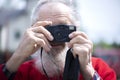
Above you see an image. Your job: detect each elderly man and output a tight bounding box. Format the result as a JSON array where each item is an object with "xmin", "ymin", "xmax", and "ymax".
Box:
[{"xmin": 0, "ymin": 0, "xmax": 116, "ymax": 80}]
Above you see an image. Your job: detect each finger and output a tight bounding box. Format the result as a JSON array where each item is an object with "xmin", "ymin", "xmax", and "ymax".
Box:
[
  {"xmin": 34, "ymin": 33, "xmax": 52, "ymax": 49},
  {"xmin": 82, "ymin": 43, "xmax": 93, "ymax": 55},
  {"xmin": 33, "ymin": 36, "xmax": 51, "ymax": 52},
  {"xmin": 68, "ymin": 35, "xmax": 89, "ymax": 48},
  {"xmin": 73, "ymin": 44, "xmax": 89, "ymax": 55},
  {"xmin": 73, "ymin": 43, "xmax": 92, "ymax": 63},
  {"xmin": 69, "ymin": 31, "xmax": 89, "ymax": 39},
  {"xmin": 72, "ymin": 44, "xmax": 90, "ymax": 64},
  {"xmin": 31, "ymin": 26, "xmax": 53, "ymax": 41},
  {"xmin": 32, "ymin": 21, "xmax": 52, "ymax": 28}
]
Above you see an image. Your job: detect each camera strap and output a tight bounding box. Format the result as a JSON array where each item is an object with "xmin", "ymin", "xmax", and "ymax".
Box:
[{"xmin": 63, "ymin": 49, "xmax": 80, "ymax": 80}]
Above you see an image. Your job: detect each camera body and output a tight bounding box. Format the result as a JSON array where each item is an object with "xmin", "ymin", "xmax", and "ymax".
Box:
[{"xmin": 46, "ymin": 24, "xmax": 76, "ymax": 43}]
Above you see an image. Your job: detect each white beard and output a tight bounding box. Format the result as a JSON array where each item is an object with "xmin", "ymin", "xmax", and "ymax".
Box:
[{"xmin": 32, "ymin": 45, "xmax": 69, "ymax": 77}]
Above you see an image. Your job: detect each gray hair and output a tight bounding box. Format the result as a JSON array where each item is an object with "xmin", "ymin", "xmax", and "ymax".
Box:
[{"xmin": 31, "ymin": 0, "xmax": 80, "ymax": 28}]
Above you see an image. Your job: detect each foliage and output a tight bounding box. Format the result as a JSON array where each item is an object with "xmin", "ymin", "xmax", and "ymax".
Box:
[{"xmin": 94, "ymin": 40, "xmax": 120, "ymax": 49}]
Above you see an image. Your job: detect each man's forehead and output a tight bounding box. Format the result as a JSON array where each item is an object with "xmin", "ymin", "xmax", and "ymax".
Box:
[
  {"xmin": 38, "ymin": 2, "xmax": 71, "ymax": 20},
  {"xmin": 39, "ymin": 2, "xmax": 71, "ymax": 12}
]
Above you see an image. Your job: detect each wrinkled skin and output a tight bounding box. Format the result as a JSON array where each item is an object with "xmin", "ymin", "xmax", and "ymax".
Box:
[{"xmin": 6, "ymin": 2, "xmax": 94, "ymax": 80}]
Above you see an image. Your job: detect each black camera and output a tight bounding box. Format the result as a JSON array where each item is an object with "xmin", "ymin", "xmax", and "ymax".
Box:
[{"xmin": 46, "ymin": 24, "xmax": 76, "ymax": 43}]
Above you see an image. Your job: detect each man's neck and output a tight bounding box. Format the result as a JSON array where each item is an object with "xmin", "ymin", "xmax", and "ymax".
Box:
[{"xmin": 33, "ymin": 47, "xmax": 68, "ymax": 77}]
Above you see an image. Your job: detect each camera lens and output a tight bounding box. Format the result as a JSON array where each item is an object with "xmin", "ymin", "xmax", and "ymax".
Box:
[{"xmin": 55, "ymin": 31, "xmax": 66, "ymax": 41}]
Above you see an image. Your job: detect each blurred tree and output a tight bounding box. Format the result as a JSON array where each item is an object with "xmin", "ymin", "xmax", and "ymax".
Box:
[
  {"xmin": 96, "ymin": 40, "xmax": 112, "ymax": 49},
  {"xmin": 112, "ymin": 42, "xmax": 120, "ymax": 48}
]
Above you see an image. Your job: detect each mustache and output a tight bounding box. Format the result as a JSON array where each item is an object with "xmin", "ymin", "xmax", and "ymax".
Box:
[{"xmin": 49, "ymin": 42, "xmax": 65, "ymax": 46}]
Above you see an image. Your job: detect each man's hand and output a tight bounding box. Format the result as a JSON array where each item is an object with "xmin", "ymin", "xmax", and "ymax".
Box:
[
  {"xmin": 68, "ymin": 31, "xmax": 95, "ymax": 80},
  {"xmin": 6, "ymin": 21, "xmax": 53, "ymax": 72},
  {"xmin": 16, "ymin": 21, "xmax": 53, "ymax": 57}
]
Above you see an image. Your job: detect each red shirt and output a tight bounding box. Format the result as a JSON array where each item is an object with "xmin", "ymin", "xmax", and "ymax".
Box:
[{"xmin": 0, "ymin": 57, "xmax": 116, "ymax": 80}]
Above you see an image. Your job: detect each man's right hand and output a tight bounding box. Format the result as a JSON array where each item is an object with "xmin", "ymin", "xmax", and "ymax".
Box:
[{"xmin": 6, "ymin": 21, "xmax": 53, "ymax": 72}]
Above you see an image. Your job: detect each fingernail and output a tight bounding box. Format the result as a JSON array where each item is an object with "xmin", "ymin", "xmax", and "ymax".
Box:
[
  {"xmin": 47, "ymin": 21, "xmax": 52, "ymax": 25},
  {"xmin": 49, "ymin": 35, "xmax": 54, "ymax": 41},
  {"xmin": 69, "ymin": 33, "xmax": 73, "ymax": 38}
]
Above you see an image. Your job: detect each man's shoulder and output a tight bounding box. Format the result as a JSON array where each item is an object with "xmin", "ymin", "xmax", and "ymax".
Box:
[
  {"xmin": 19, "ymin": 59, "xmax": 35, "ymax": 68},
  {"xmin": 92, "ymin": 57, "xmax": 104, "ymax": 63},
  {"xmin": 15, "ymin": 60, "xmax": 45, "ymax": 79},
  {"xmin": 91, "ymin": 57, "xmax": 116, "ymax": 78},
  {"xmin": 91, "ymin": 57, "xmax": 114, "ymax": 74},
  {"xmin": 18, "ymin": 59, "xmax": 35, "ymax": 72},
  {"xmin": 91, "ymin": 57, "xmax": 109, "ymax": 68},
  {"xmin": 22, "ymin": 60, "xmax": 35, "ymax": 65}
]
